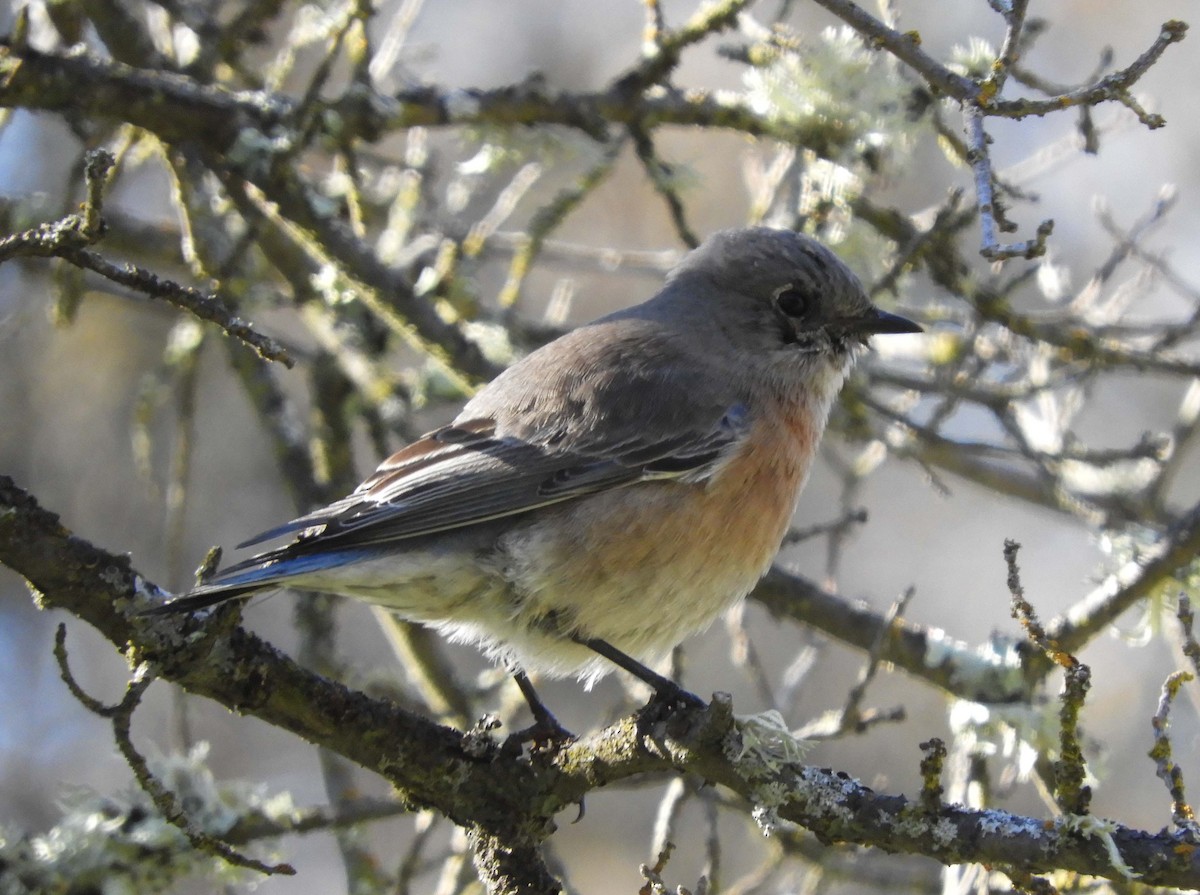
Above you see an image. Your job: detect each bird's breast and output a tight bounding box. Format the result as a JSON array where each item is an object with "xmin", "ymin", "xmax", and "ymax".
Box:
[{"xmin": 497, "ymin": 394, "xmax": 822, "ymax": 658}]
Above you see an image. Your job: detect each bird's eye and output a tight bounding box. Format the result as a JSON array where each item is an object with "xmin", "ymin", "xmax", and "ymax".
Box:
[{"xmin": 775, "ymin": 287, "xmax": 816, "ymax": 319}]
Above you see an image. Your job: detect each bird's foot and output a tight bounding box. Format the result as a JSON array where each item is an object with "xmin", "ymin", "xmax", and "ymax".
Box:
[
  {"xmin": 648, "ymin": 680, "xmax": 706, "ymax": 711},
  {"xmin": 506, "ymin": 669, "xmax": 575, "ymax": 749},
  {"xmin": 503, "ymin": 713, "xmax": 575, "ymax": 754},
  {"xmin": 636, "ymin": 681, "xmax": 708, "ymax": 729}
]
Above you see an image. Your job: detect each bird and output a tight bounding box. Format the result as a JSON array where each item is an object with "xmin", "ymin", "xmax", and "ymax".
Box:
[{"xmin": 148, "ymin": 227, "xmax": 920, "ymax": 721}]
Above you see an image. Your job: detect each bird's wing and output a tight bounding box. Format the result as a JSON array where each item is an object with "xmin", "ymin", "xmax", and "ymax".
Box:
[
  {"xmin": 237, "ymin": 318, "xmax": 748, "ymax": 554},
  {"xmin": 236, "ymin": 403, "xmax": 749, "ymax": 554},
  {"xmin": 146, "ymin": 401, "xmax": 748, "ymax": 612}
]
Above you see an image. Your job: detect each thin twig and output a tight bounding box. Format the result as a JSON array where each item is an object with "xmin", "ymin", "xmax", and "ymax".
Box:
[
  {"xmin": 54, "ymin": 625, "xmax": 294, "ymax": 876},
  {"xmin": 650, "ymin": 778, "xmax": 689, "ymax": 865},
  {"xmin": 806, "ymin": 0, "xmax": 976, "ymax": 99},
  {"xmin": 1005, "ymin": 540, "xmax": 1092, "ymax": 815},
  {"xmin": 987, "ymin": 20, "xmax": 1187, "ymax": 126},
  {"xmin": 1176, "ymin": 596, "xmax": 1200, "ymax": 679},
  {"xmin": 1149, "ymin": 670, "xmax": 1200, "ymax": 839},
  {"xmin": 629, "ymin": 123, "xmax": 699, "ymax": 248},
  {"xmin": 794, "ymin": 588, "xmax": 912, "ymax": 740},
  {"xmin": 614, "ymin": 0, "xmax": 754, "ymax": 95},
  {"xmin": 70, "ymin": 248, "xmax": 294, "ymax": 364},
  {"xmin": 983, "ymin": 0, "xmax": 1032, "ymax": 97},
  {"xmin": 0, "ymin": 147, "xmax": 292, "ymax": 366},
  {"xmin": 963, "ymin": 103, "xmax": 1053, "ymax": 260},
  {"xmin": 781, "ymin": 507, "xmax": 868, "ymax": 546}
]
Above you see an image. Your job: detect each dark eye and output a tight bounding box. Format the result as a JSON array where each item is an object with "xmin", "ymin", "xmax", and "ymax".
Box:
[{"xmin": 776, "ymin": 287, "xmax": 816, "ymax": 319}]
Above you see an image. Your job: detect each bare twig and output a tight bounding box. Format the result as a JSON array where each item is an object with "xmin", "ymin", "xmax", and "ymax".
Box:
[
  {"xmin": 1177, "ymin": 596, "xmax": 1200, "ymax": 679},
  {"xmin": 614, "ymin": 0, "xmax": 754, "ymax": 95},
  {"xmin": 629, "ymin": 123, "xmax": 699, "ymax": 249},
  {"xmin": 77, "ymin": 248, "xmax": 295, "ymax": 364},
  {"xmin": 806, "ymin": 0, "xmax": 976, "ymax": 99},
  {"xmin": 982, "ymin": 0, "xmax": 1032, "ymax": 97},
  {"xmin": 963, "ymin": 103, "xmax": 1053, "ymax": 260},
  {"xmin": 0, "ymin": 148, "xmax": 293, "ymax": 365},
  {"xmin": 1005, "ymin": 540, "xmax": 1092, "ymax": 815},
  {"xmin": 781, "ymin": 507, "xmax": 868, "ymax": 546},
  {"xmin": 650, "ymin": 778, "xmax": 689, "ymax": 867},
  {"xmin": 987, "ymin": 21, "xmax": 1188, "ymax": 126},
  {"xmin": 54, "ymin": 625, "xmax": 294, "ymax": 876},
  {"xmin": 1149, "ymin": 670, "xmax": 1200, "ymax": 839}
]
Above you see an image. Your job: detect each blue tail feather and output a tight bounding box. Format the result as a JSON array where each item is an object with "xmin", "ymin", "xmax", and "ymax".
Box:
[{"xmin": 143, "ymin": 547, "xmax": 378, "ymax": 615}]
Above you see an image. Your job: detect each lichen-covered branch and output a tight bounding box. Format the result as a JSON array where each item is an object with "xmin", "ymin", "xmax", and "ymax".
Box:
[
  {"xmin": 751, "ymin": 567, "xmax": 1036, "ymax": 705},
  {"xmin": 5, "ymin": 476, "xmax": 1200, "ymax": 887}
]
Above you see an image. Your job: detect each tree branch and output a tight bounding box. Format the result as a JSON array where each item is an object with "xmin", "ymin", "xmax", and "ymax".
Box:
[
  {"xmin": 6, "ymin": 475, "xmax": 1200, "ymax": 888},
  {"xmin": 806, "ymin": 0, "xmax": 977, "ymax": 100}
]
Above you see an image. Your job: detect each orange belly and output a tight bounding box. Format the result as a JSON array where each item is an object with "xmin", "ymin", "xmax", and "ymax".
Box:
[{"xmin": 501, "ymin": 401, "xmax": 819, "ymax": 658}]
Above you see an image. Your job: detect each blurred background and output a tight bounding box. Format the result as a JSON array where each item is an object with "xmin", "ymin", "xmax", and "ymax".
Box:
[{"xmin": 1, "ymin": 0, "xmax": 1198, "ymax": 891}]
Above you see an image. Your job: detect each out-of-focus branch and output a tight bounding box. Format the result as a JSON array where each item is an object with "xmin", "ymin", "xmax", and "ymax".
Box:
[
  {"xmin": 750, "ymin": 567, "xmax": 1036, "ymax": 705},
  {"xmin": 0, "ymin": 44, "xmax": 499, "ymax": 385},
  {"xmin": 805, "ymin": 0, "xmax": 977, "ymax": 100},
  {"xmin": 850, "ymin": 182, "xmax": 1200, "ymax": 557},
  {"xmin": 494, "ymin": 136, "xmax": 626, "ymax": 308},
  {"xmin": 1047, "ymin": 504, "xmax": 1200, "ymax": 660},
  {"xmin": 614, "ymin": 0, "xmax": 753, "ymax": 95},
  {"xmin": 0, "ymin": 42, "xmax": 863, "ymax": 163},
  {"xmin": 0, "ymin": 148, "xmax": 293, "ymax": 365}
]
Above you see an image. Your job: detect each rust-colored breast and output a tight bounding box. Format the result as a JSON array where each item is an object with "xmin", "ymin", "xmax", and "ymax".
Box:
[
  {"xmin": 691, "ymin": 398, "xmax": 818, "ymax": 575},
  {"xmin": 504, "ymin": 394, "xmax": 822, "ymax": 654}
]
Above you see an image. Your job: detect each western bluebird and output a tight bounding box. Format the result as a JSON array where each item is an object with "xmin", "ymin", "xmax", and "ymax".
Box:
[{"xmin": 149, "ymin": 227, "xmax": 920, "ymax": 712}]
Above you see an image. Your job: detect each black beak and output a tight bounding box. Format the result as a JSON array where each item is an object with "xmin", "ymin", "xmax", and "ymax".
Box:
[{"xmin": 849, "ymin": 307, "xmax": 923, "ymax": 336}]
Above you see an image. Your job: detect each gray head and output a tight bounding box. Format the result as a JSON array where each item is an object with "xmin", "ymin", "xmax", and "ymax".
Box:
[{"xmin": 660, "ymin": 227, "xmax": 920, "ymax": 360}]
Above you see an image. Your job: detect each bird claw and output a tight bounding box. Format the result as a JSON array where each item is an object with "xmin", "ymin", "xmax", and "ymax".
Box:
[
  {"xmin": 503, "ymin": 715, "xmax": 576, "ymax": 753},
  {"xmin": 647, "ymin": 682, "xmax": 707, "ymax": 713}
]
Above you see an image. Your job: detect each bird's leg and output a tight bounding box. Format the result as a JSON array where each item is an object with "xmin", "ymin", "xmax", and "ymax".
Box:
[
  {"xmin": 574, "ymin": 636, "xmax": 706, "ymax": 708},
  {"xmin": 508, "ymin": 669, "xmax": 574, "ymax": 743}
]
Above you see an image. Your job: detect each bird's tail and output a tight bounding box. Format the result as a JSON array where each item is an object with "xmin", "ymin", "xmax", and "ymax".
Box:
[
  {"xmin": 142, "ymin": 546, "xmax": 376, "ymax": 615},
  {"xmin": 141, "ymin": 578, "xmax": 268, "ymax": 615}
]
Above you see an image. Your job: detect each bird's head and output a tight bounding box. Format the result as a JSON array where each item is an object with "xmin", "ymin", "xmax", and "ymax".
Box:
[{"xmin": 664, "ymin": 227, "xmax": 921, "ymax": 364}]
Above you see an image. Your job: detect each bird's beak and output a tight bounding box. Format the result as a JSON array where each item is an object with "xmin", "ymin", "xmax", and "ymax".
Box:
[{"xmin": 849, "ymin": 307, "xmax": 923, "ymax": 336}]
